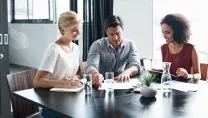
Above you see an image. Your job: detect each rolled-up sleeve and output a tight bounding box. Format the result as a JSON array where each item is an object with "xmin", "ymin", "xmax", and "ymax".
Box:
[
  {"xmin": 127, "ymin": 41, "xmax": 141, "ymax": 74},
  {"xmin": 86, "ymin": 42, "xmax": 100, "ymax": 74}
]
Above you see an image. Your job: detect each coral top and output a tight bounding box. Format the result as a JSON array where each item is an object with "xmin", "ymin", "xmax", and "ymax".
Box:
[{"xmin": 161, "ymin": 43, "xmax": 193, "ymax": 75}]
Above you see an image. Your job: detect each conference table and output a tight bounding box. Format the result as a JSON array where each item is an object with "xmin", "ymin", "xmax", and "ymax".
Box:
[{"xmin": 14, "ymin": 80, "xmax": 208, "ymax": 118}]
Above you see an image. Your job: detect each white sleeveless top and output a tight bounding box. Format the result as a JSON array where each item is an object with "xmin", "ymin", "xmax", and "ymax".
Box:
[{"xmin": 38, "ymin": 42, "xmax": 80, "ymax": 80}]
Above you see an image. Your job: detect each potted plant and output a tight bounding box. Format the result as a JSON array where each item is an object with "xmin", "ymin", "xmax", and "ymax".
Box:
[{"xmin": 139, "ymin": 71, "xmax": 158, "ymax": 97}]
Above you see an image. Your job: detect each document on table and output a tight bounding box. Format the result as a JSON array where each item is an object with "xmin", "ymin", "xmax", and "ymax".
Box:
[
  {"xmin": 50, "ymin": 87, "xmax": 83, "ymax": 92},
  {"xmin": 171, "ymin": 80, "xmax": 200, "ymax": 92},
  {"xmin": 50, "ymin": 79, "xmax": 85, "ymax": 92},
  {"xmin": 99, "ymin": 78, "xmax": 141, "ymax": 90}
]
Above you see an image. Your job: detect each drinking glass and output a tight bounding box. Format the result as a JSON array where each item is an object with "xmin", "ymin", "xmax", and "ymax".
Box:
[
  {"xmin": 105, "ymin": 72, "xmax": 114, "ymax": 93},
  {"xmin": 83, "ymin": 74, "xmax": 92, "ymax": 94}
]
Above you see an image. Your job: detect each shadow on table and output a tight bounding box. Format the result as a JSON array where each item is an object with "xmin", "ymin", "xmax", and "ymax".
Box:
[{"xmin": 139, "ymin": 96, "xmax": 156, "ymax": 106}]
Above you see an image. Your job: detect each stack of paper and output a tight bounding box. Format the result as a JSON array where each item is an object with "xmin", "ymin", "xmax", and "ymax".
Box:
[
  {"xmin": 171, "ymin": 80, "xmax": 200, "ymax": 92},
  {"xmin": 99, "ymin": 79, "xmax": 140, "ymax": 90},
  {"xmin": 50, "ymin": 87, "xmax": 83, "ymax": 92}
]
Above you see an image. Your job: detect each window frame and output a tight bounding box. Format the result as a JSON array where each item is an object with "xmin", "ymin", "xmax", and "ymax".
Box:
[{"xmin": 10, "ymin": 0, "xmax": 56, "ymax": 24}]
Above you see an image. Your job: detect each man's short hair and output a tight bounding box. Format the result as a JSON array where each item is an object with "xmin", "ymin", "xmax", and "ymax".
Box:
[{"xmin": 104, "ymin": 15, "xmax": 123, "ymax": 30}]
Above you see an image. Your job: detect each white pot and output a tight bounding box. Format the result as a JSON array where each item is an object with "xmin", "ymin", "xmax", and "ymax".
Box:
[{"xmin": 140, "ymin": 85, "xmax": 157, "ymax": 97}]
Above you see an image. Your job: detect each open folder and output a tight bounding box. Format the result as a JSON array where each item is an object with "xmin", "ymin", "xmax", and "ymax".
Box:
[{"xmin": 50, "ymin": 87, "xmax": 83, "ymax": 92}]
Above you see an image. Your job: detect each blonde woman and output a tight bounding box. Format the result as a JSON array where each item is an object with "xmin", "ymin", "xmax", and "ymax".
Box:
[
  {"xmin": 33, "ymin": 11, "xmax": 83, "ymax": 118},
  {"xmin": 33, "ymin": 11, "xmax": 83, "ymax": 88}
]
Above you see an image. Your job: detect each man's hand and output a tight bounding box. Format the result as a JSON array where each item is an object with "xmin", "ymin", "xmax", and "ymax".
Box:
[
  {"xmin": 92, "ymin": 73, "xmax": 103, "ymax": 87},
  {"xmin": 115, "ymin": 71, "xmax": 130, "ymax": 82}
]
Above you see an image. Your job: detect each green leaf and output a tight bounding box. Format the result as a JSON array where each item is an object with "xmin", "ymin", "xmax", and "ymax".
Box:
[{"xmin": 139, "ymin": 72, "xmax": 158, "ymax": 87}]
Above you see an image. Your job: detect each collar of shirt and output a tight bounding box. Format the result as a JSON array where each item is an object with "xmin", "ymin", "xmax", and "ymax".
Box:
[{"xmin": 105, "ymin": 37, "xmax": 126, "ymax": 49}]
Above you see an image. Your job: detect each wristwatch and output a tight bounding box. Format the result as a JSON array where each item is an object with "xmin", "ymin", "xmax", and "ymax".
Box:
[{"xmin": 188, "ymin": 74, "xmax": 194, "ymax": 80}]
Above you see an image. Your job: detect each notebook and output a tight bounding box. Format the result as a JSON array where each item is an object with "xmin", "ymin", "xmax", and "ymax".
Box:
[{"xmin": 50, "ymin": 87, "xmax": 83, "ymax": 92}]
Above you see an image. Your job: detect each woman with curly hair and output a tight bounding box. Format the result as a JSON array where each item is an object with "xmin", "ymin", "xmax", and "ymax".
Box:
[{"xmin": 160, "ymin": 13, "xmax": 201, "ymax": 80}]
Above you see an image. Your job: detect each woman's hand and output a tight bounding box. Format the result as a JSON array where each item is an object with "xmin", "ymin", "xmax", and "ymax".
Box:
[
  {"xmin": 64, "ymin": 77, "xmax": 83, "ymax": 88},
  {"xmin": 176, "ymin": 68, "xmax": 189, "ymax": 79},
  {"xmin": 65, "ymin": 75, "xmax": 81, "ymax": 80}
]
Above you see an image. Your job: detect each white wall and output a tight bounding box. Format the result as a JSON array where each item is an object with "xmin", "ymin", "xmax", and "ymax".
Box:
[
  {"xmin": 9, "ymin": 24, "xmax": 57, "ymax": 68},
  {"xmin": 114, "ymin": 0, "xmax": 153, "ymax": 59},
  {"xmin": 8, "ymin": 0, "xmax": 153, "ymax": 68}
]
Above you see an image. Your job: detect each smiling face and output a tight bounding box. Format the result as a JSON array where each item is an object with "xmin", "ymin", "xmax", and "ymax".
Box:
[
  {"xmin": 58, "ymin": 11, "xmax": 82, "ymax": 41},
  {"xmin": 161, "ymin": 23, "xmax": 175, "ymax": 44},
  {"xmin": 106, "ymin": 25, "xmax": 124, "ymax": 49}
]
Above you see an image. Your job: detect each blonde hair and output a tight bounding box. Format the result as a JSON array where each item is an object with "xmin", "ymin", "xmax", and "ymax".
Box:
[{"xmin": 58, "ymin": 11, "xmax": 82, "ymax": 33}]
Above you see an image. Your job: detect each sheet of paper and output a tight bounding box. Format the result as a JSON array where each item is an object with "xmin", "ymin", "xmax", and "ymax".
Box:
[
  {"xmin": 171, "ymin": 80, "xmax": 200, "ymax": 92},
  {"xmin": 50, "ymin": 87, "xmax": 83, "ymax": 92},
  {"xmin": 99, "ymin": 78, "xmax": 140, "ymax": 90}
]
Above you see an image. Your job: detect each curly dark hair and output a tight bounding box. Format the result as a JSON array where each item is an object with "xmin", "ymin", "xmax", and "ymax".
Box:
[
  {"xmin": 104, "ymin": 15, "xmax": 123, "ymax": 30},
  {"xmin": 160, "ymin": 13, "xmax": 191, "ymax": 44}
]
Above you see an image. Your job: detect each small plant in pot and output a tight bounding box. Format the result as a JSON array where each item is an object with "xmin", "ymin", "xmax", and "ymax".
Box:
[{"xmin": 139, "ymin": 71, "xmax": 158, "ymax": 98}]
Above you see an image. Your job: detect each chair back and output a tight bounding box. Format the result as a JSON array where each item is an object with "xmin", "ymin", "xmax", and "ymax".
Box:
[
  {"xmin": 80, "ymin": 62, "xmax": 87, "ymax": 76},
  {"xmin": 200, "ymin": 63, "xmax": 208, "ymax": 81},
  {"xmin": 7, "ymin": 69, "xmax": 39, "ymax": 118},
  {"xmin": 140, "ymin": 58, "xmax": 153, "ymax": 69}
]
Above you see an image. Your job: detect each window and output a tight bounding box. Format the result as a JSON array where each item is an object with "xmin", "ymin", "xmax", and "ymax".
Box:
[
  {"xmin": 153, "ymin": 0, "xmax": 208, "ymax": 67},
  {"xmin": 77, "ymin": 0, "xmax": 83, "ymax": 20},
  {"xmin": 56, "ymin": 0, "xmax": 69, "ymax": 21},
  {"xmin": 11, "ymin": 0, "xmax": 55, "ymax": 23}
]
